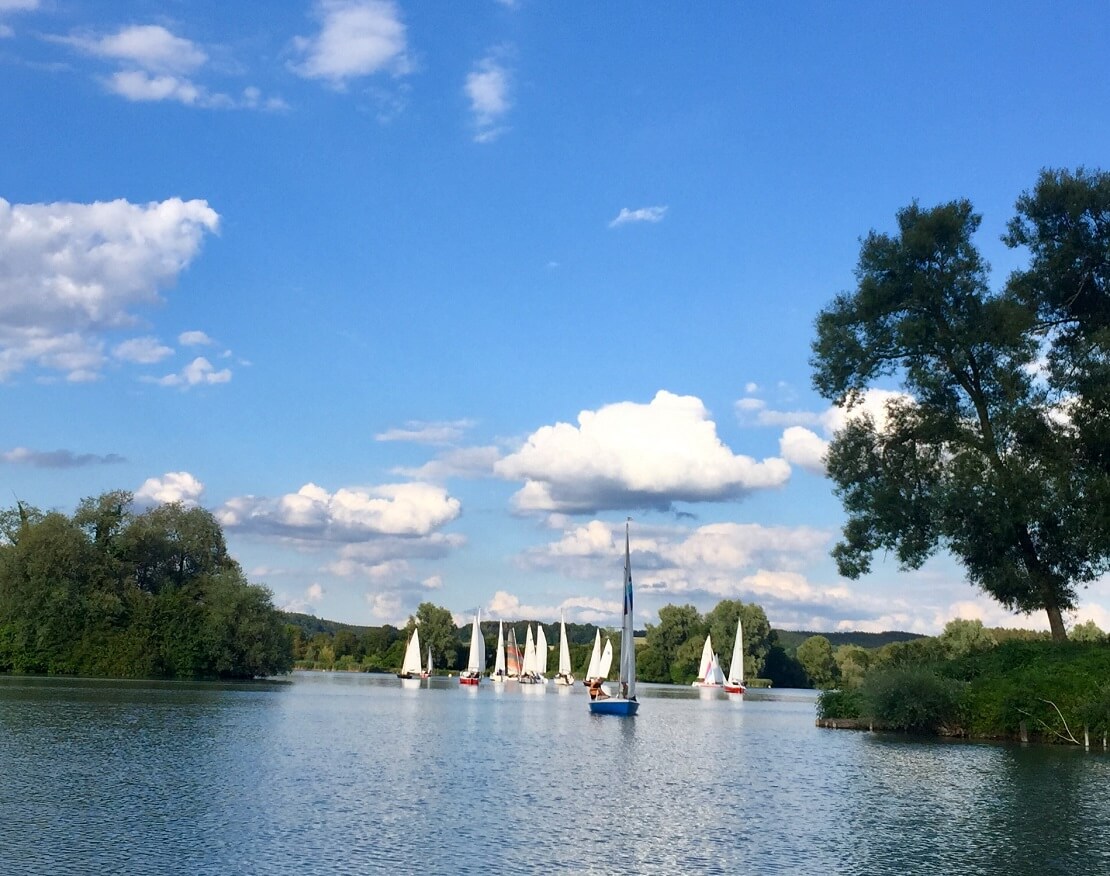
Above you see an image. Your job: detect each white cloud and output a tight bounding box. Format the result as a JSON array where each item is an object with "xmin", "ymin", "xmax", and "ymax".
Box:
[
  {"xmin": 217, "ymin": 481, "xmax": 462, "ymax": 541},
  {"xmin": 292, "ymin": 0, "xmax": 410, "ymax": 85},
  {"xmin": 178, "ymin": 330, "xmax": 214, "ymax": 346},
  {"xmin": 465, "ymin": 54, "xmax": 511, "ymax": 142},
  {"xmin": 375, "ymin": 419, "xmax": 475, "ymax": 444},
  {"xmin": 0, "ymin": 197, "xmax": 218, "ymax": 381},
  {"xmin": 0, "ymin": 1, "xmax": 40, "ymax": 12},
  {"xmin": 779, "ymin": 425, "xmax": 828, "ymax": 474},
  {"xmin": 494, "ymin": 390, "xmax": 791, "ymax": 513},
  {"xmin": 112, "ymin": 336, "xmax": 173, "ymax": 364},
  {"xmin": 135, "ymin": 471, "xmax": 205, "ymax": 507},
  {"xmin": 108, "ymin": 70, "xmax": 201, "ymax": 104},
  {"xmin": 61, "ymin": 24, "xmax": 207, "ymax": 74},
  {"xmin": 609, "ymin": 206, "xmax": 667, "ymax": 228},
  {"xmin": 151, "ymin": 356, "xmax": 232, "ymax": 388},
  {"xmin": 393, "ymin": 446, "xmax": 501, "ymax": 482},
  {"xmin": 735, "ymin": 396, "xmax": 821, "ymax": 428}
]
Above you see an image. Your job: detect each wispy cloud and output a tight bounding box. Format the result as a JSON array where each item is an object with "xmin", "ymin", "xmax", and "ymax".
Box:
[
  {"xmin": 465, "ymin": 53, "xmax": 512, "ymax": 142},
  {"xmin": 609, "ymin": 206, "xmax": 668, "ymax": 228},
  {"xmin": 2, "ymin": 446, "xmax": 125, "ymax": 468},
  {"xmin": 113, "ymin": 336, "xmax": 173, "ymax": 364},
  {"xmin": 375, "ymin": 419, "xmax": 475, "ymax": 445}
]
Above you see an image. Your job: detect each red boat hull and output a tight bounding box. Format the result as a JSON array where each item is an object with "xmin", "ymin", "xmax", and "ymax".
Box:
[
  {"xmin": 459, "ymin": 676, "xmax": 480, "ymax": 686},
  {"xmin": 724, "ymin": 683, "xmax": 745, "ymax": 694}
]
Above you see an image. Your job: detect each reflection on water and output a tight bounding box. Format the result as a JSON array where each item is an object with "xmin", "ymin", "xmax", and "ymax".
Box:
[{"xmin": 0, "ymin": 673, "xmax": 1107, "ymax": 875}]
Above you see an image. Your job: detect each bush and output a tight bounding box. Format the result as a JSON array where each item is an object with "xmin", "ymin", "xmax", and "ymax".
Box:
[
  {"xmin": 860, "ymin": 666, "xmax": 963, "ymax": 733},
  {"xmin": 817, "ymin": 687, "xmax": 863, "ymax": 720}
]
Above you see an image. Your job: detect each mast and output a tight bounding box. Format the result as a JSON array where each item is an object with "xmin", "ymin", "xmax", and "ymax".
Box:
[{"xmin": 621, "ymin": 518, "xmax": 636, "ymax": 699}]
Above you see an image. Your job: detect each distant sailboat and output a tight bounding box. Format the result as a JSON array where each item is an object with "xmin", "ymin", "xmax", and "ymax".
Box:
[
  {"xmin": 460, "ymin": 610, "xmax": 484, "ymax": 686},
  {"xmin": 505, "ymin": 627, "xmax": 523, "ymax": 680},
  {"xmin": 583, "ymin": 629, "xmax": 603, "ymax": 686},
  {"xmin": 398, "ymin": 626, "xmax": 422, "ymax": 679},
  {"xmin": 598, "ymin": 638, "xmax": 614, "ymax": 680},
  {"xmin": 423, "ymin": 645, "xmax": 433, "ymax": 680},
  {"xmin": 520, "ymin": 625, "xmax": 541, "ymax": 683},
  {"xmin": 724, "ymin": 614, "xmax": 746, "ymax": 694},
  {"xmin": 692, "ymin": 635, "xmax": 723, "ymax": 687},
  {"xmin": 589, "ymin": 519, "xmax": 638, "ymax": 716},
  {"xmin": 492, "ymin": 620, "xmax": 507, "ymax": 682},
  {"xmin": 535, "ymin": 624, "xmax": 549, "ymax": 684},
  {"xmin": 554, "ymin": 614, "xmax": 575, "ymax": 686}
]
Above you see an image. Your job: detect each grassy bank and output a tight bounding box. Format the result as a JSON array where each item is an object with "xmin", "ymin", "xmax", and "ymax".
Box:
[{"xmin": 817, "ymin": 640, "xmax": 1110, "ymax": 744}]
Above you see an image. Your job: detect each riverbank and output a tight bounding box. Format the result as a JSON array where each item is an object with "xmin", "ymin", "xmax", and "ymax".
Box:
[{"xmin": 816, "ymin": 640, "xmax": 1110, "ymax": 745}]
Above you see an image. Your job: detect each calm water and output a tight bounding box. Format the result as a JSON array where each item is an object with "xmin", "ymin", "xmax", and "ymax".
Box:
[{"xmin": 1, "ymin": 673, "xmax": 1107, "ymax": 875}]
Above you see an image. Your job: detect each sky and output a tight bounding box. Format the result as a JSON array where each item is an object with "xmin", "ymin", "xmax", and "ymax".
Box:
[{"xmin": 2, "ymin": 0, "xmax": 1109, "ymax": 635}]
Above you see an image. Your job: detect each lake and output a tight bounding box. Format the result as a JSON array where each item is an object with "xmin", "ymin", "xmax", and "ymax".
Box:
[{"xmin": 1, "ymin": 672, "xmax": 1107, "ymax": 874}]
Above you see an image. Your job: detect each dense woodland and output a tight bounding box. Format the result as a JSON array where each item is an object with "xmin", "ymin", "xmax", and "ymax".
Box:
[{"xmin": 0, "ymin": 493, "xmax": 292, "ymax": 678}]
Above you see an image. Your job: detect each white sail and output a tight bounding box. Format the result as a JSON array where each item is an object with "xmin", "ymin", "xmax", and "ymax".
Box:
[
  {"xmin": 493, "ymin": 620, "xmax": 506, "ymax": 679},
  {"xmin": 585, "ymin": 629, "xmax": 602, "ymax": 680},
  {"xmin": 400, "ymin": 627, "xmax": 422, "ymax": 677},
  {"xmin": 467, "ymin": 611, "xmax": 484, "ymax": 673},
  {"xmin": 522, "ymin": 625, "xmax": 537, "ymax": 676},
  {"xmin": 727, "ymin": 615, "xmax": 744, "ymax": 686},
  {"xmin": 425, "ymin": 646, "xmax": 433, "ymax": 677},
  {"xmin": 696, "ymin": 635, "xmax": 714, "ymax": 682},
  {"xmin": 558, "ymin": 616, "xmax": 573, "ymax": 676},
  {"xmin": 535, "ymin": 625, "xmax": 549, "ymax": 678},
  {"xmin": 706, "ymin": 653, "xmax": 726, "ymax": 685},
  {"xmin": 599, "ymin": 638, "xmax": 614, "ymax": 679}
]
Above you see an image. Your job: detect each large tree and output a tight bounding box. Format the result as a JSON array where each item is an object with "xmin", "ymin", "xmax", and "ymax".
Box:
[{"xmin": 812, "ymin": 194, "xmax": 1106, "ymax": 640}]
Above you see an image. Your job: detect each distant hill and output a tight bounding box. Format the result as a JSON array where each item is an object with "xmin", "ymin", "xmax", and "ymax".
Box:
[
  {"xmin": 281, "ymin": 611, "xmax": 387, "ymax": 637},
  {"xmin": 773, "ymin": 629, "xmax": 926, "ymax": 653}
]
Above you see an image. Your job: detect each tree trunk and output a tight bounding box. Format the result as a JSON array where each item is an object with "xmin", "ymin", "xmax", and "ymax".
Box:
[{"xmin": 1045, "ymin": 601, "xmax": 1067, "ymax": 642}]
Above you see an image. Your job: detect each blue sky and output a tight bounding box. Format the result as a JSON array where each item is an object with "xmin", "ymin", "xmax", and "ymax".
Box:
[{"xmin": 2, "ymin": 0, "xmax": 1109, "ymax": 634}]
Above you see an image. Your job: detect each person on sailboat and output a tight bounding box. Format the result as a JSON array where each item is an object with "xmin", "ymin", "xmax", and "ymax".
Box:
[{"xmin": 588, "ymin": 678, "xmax": 608, "ymax": 700}]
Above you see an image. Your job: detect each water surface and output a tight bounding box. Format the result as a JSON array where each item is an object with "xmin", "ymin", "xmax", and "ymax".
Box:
[{"xmin": 1, "ymin": 673, "xmax": 1106, "ymax": 874}]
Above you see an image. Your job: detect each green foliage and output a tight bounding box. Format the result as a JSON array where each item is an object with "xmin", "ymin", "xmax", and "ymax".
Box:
[
  {"xmin": 938, "ymin": 618, "xmax": 997, "ymax": 658},
  {"xmin": 834, "ymin": 644, "xmax": 870, "ymax": 688},
  {"xmin": 410, "ymin": 602, "xmax": 459, "ymax": 670},
  {"xmin": 761, "ymin": 644, "xmax": 809, "ymax": 688},
  {"xmin": 1069, "ymin": 620, "xmax": 1106, "ymax": 643},
  {"xmin": 810, "ymin": 174, "xmax": 1110, "ymax": 640},
  {"xmin": 860, "ymin": 666, "xmax": 964, "ymax": 733},
  {"xmin": 772, "ymin": 628, "xmax": 924, "ymax": 653},
  {"xmin": 0, "ymin": 492, "xmax": 292, "ymax": 679},
  {"xmin": 645, "ymin": 604, "xmax": 704, "ymax": 682},
  {"xmin": 817, "ymin": 687, "xmax": 864, "ymax": 721},
  {"xmin": 796, "ymin": 635, "xmax": 839, "ymax": 689}
]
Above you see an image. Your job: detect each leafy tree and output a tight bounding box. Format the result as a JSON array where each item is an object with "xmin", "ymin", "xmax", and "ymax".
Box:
[
  {"xmin": 812, "ymin": 196, "xmax": 1094, "ymax": 640},
  {"xmin": 410, "ymin": 602, "xmax": 458, "ymax": 669},
  {"xmin": 762, "ymin": 642, "xmax": 809, "ymax": 688},
  {"xmin": 834, "ymin": 644, "xmax": 870, "ymax": 688},
  {"xmin": 705, "ymin": 599, "xmax": 772, "ymax": 679},
  {"xmin": 1070, "ymin": 620, "xmax": 1106, "ymax": 643},
  {"xmin": 645, "ymin": 604, "xmax": 705, "ymax": 681},
  {"xmin": 938, "ymin": 618, "xmax": 997, "ymax": 658},
  {"xmin": 796, "ymin": 635, "xmax": 839, "ymax": 689}
]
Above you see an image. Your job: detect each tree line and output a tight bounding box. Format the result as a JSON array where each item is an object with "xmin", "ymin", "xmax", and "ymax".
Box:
[{"xmin": 0, "ymin": 492, "xmax": 292, "ymax": 678}]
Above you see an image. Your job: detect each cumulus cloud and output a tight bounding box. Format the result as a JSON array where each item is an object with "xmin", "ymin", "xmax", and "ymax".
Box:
[
  {"xmin": 326, "ymin": 532, "xmax": 466, "ymax": 576},
  {"xmin": 291, "ymin": 0, "xmax": 410, "ymax": 85},
  {"xmin": 52, "ymin": 23, "xmax": 281, "ymax": 109},
  {"xmin": 178, "ymin": 330, "xmax": 214, "ymax": 347},
  {"xmin": 150, "ymin": 356, "xmax": 232, "ymax": 388},
  {"xmin": 609, "ymin": 206, "xmax": 667, "ymax": 228},
  {"xmin": 465, "ymin": 54, "xmax": 511, "ymax": 143},
  {"xmin": 375, "ymin": 419, "xmax": 475, "ymax": 445},
  {"xmin": 112, "ymin": 336, "xmax": 173, "ymax": 364},
  {"xmin": 2, "ymin": 446, "xmax": 125, "ymax": 468},
  {"xmin": 0, "ymin": 197, "xmax": 218, "ymax": 381},
  {"xmin": 494, "ymin": 390, "xmax": 791, "ymax": 513},
  {"xmin": 217, "ymin": 481, "xmax": 462, "ymax": 541},
  {"xmin": 135, "ymin": 471, "xmax": 205, "ymax": 507},
  {"xmin": 779, "ymin": 425, "xmax": 828, "ymax": 474}
]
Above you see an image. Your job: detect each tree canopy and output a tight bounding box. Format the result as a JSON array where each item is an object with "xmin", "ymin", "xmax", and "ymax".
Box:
[{"xmin": 812, "ymin": 169, "xmax": 1110, "ymax": 640}]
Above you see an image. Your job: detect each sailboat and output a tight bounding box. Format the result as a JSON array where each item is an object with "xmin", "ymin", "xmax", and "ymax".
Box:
[
  {"xmin": 492, "ymin": 620, "xmax": 507, "ymax": 682},
  {"xmin": 505, "ymin": 626, "xmax": 523, "ymax": 680},
  {"xmin": 691, "ymin": 635, "xmax": 722, "ymax": 687},
  {"xmin": 582, "ymin": 629, "xmax": 603, "ymax": 686},
  {"xmin": 519, "ymin": 625, "xmax": 541, "ymax": 683},
  {"xmin": 423, "ymin": 645, "xmax": 433, "ymax": 680},
  {"xmin": 724, "ymin": 614, "xmax": 746, "ymax": 694},
  {"xmin": 460, "ymin": 610, "xmax": 485, "ymax": 686},
  {"xmin": 397, "ymin": 626, "xmax": 422, "ymax": 679},
  {"xmin": 535, "ymin": 624, "xmax": 549, "ymax": 683},
  {"xmin": 598, "ymin": 638, "xmax": 614, "ymax": 681},
  {"xmin": 588, "ymin": 519, "xmax": 639, "ymax": 716},
  {"xmin": 554, "ymin": 614, "xmax": 575, "ymax": 686}
]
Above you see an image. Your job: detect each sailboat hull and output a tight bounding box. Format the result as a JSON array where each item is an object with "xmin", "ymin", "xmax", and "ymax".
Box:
[
  {"xmin": 724, "ymin": 683, "xmax": 745, "ymax": 694},
  {"xmin": 459, "ymin": 674, "xmax": 481, "ymax": 686},
  {"xmin": 589, "ymin": 698, "xmax": 639, "ymax": 716}
]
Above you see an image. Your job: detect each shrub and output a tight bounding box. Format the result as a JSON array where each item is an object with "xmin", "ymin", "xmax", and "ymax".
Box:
[
  {"xmin": 817, "ymin": 687, "xmax": 863, "ymax": 721},
  {"xmin": 860, "ymin": 666, "xmax": 963, "ymax": 733}
]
